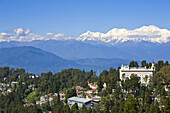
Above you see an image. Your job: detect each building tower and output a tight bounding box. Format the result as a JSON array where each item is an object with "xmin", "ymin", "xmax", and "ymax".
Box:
[{"xmin": 152, "ymin": 61, "xmax": 155, "ymax": 71}]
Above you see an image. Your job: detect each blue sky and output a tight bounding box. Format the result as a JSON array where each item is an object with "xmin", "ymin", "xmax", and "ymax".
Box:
[{"xmin": 0, "ymin": 0, "xmax": 170, "ymax": 37}]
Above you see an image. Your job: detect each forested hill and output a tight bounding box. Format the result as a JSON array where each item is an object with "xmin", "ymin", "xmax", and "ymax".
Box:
[
  {"xmin": 0, "ymin": 46, "xmax": 79, "ymax": 74},
  {"xmin": 0, "ymin": 46, "xmax": 131, "ymax": 74},
  {"xmin": 0, "ymin": 61, "xmax": 169, "ymax": 113}
]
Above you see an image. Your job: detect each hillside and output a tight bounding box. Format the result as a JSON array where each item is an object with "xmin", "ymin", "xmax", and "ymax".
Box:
[
  {"xmin": 0, "ymin": 46, "xmax": 131, "ymax": 75},
  {"xmin": 0, "ymin": 40, "xmax": 138, "ymax": 60},
  {"xmin": 0, "ymin": 46, "xmax": 78, "ymax": 74}
]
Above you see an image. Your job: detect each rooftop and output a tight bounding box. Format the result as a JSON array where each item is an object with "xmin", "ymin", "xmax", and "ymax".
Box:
[
  {"xmin": 120, "ymin": 65, "xmax": 154, "ymax": 71},
  {"xmin": 68, "ymin": 97, "xmax": 91, "ymax": 103}
]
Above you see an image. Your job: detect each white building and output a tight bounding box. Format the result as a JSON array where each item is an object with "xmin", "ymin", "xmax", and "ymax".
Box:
[
  {"xmin": 67, "ymin": 97, "xmax": 98, "ymax": 109},
  {"xmin": 119, "ymin": 62, "xmax": 155, "ymax": 85}
]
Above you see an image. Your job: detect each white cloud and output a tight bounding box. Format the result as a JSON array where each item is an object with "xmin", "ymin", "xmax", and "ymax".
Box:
[{"xmin": 0, "ymin": 28, "xmax": 65, "ymax": 42}]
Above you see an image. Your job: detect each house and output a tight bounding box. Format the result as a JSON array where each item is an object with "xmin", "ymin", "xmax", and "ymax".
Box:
[
  {"xmin": 119, "ymin": 62, "xmax": 155, "ymax": 85},
  {"xmin": 88, "ymin": 82, "xmax": 98, "ymax": 90},
  {"xmin": 103, "ymin": 83, "xmax": 107, "ymax": 88},
  {"xmin": 36, "ymin": 101, "xmax": 40, "ymax": 105},
  {"xmin": 86, "ymin": 94, "xmax": 92, "ymax": 99},
  {"xmin": 3, "ymin": 77, "xmax": 7, "ymax": 81},
  {"xmin": 53, "ymin": 92, "xmax": 66, "ymax": 101},
  {"xmin": 49, "ymin": 96, "xmax": 55, "ymax": 102},
  {"xmin": 11, "ymin": 81, "xmax": 18, "ymax": 87},
  {"xmin": 92, "ymin": 97, "xmax": 102, "ymax": 102},
  {"xmin": 40, "ymin": 96, "xmax": 46, "ymax": 102},
  {"xmin": 2, "ymin": 91, "xmax": 7, "ymax": 95},
  {"xmin": 7, "ymin": 88, "xmax": 12, "ymax": 93},
  {"xmin": 164, "ymin": 85, "xmax": 170, "ymax": 91},
  {"xmin": 23, "ymin": 103, "xmax": 34, "ymax": 107},
  {"xmin": 75, "ymin": 86, "xmax": 84, "ymax": 91},
  {"xmin": 67, "ymin": 97, "xmax": 98, "ymax": 109}
]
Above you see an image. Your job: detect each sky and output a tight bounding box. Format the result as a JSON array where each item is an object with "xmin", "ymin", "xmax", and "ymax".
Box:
[{"xmin": 0, "ymin": 0, "xmax": 170, "ymax": 37}]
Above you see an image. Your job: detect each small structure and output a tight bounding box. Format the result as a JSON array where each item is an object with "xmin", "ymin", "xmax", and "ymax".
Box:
[
  {"xmin": 164, "ymin": 85, "xmax": 170, "ymax": 92},
  {"xmin": 88, "ymin": 82, "xmax": 98, "ymax": 90},
  {"xmin": 59, "ymin": 92, "xmax": 66, "ymax": 101},
  {"xmin": 67, "ymin": 97, "xmax": 98, "ymax": 109},
  {"xmin": 40, "ymin": 96, "xmax": 46, "ymax": 102},
  {"xmin": 11, "ymin": 81, "xmax": 18, "ymax": 87},
  {"xmin": 103, "ymin": 83, "xmax": 107, "ymax": 88},
  {"xmin": 3, "ymin": 77, "xmax": 7, "ymax": 81},
  {"xmin": 92, "ymin": 97, "xmax": 102, "ymax": 102}
]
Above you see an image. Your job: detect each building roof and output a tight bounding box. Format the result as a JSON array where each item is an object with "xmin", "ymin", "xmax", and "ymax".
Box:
[
  {"xmin": 120, "ymin": 65, "xmax": 154, "ymax": 72},
  {"xmin": 68, "ymin": 97, "xmax": 91, "ymax": 104}
]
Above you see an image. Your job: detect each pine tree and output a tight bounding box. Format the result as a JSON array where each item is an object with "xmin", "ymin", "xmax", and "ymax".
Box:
[{"xmin": 124, "ymin": 95, "xmax": 138, "ymax": 113}]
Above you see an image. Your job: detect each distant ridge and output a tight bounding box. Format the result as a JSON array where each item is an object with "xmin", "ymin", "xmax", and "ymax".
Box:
[
  {"xmin": 0, "ymin": 46, "xmax": 78, "ymax": 74},
  {"xmin": 0, "ymin": 46, "xmax": 131, "ymax": 75},
  {"xmin": 0, "ymin": 25, "xmax": 170, "ymax": 44}
]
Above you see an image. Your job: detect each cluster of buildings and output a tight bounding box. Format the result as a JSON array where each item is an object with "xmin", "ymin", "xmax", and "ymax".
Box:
[
  {"xmin": 75, "ymin": 85, "xmax": 101, "ymax": 101},
  {"xmin": 68, "ymin": 83, "xmax": 105, "ymax": 109},
  {"xmin": 0, "ymin": 82, "xmax": 15, "ymax": 95},
  {"xmin": 0, "ymin": 83, "xmax": 9, "ymax": 91},
  {"xmin": 36, "ymin": 92, "xmax": 66, "ymax": 105}
]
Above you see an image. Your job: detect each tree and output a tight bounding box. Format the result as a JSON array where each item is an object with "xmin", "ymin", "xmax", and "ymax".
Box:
[
  {"xmin": 124, "ymin": 74, "xmax": 140, "ymax": 91},
  {"xmin": 149, "ymin": 103, "xmax": 160, "ymax": 113},
  {"xmin": 71, "ymin": 103, "xmax": 79, "ymax": 113},
  {"xmin": 124, "ymin": 95, "xmax": 139, "ymax": 113},
  {"xmin": 81, "ymin": 104, "xmax": 87, "ymax": 113},
  {"xmin": 144, "ymin": 90, "xmax": 152, "ymax": 105},
  {"xmin": 162, "ymin": 97, "xmax": 170, "ymax": 113},
  {"xmin": 164, "ymin": 61, "xmax": 169, "ymax": 66},
  {"xmin": 129, "ymin": 61, "xmax": 139, "ymax": 67},
  {"xmin": 63, "ymin": 104, "xmax": 70, "ymax": 113},
  {"xmin": 141, "ymin": 60, "xmax": 147, "ymax": 67},
  {"xmin": 57, "ymin": 92, "xmax": 60, "ymax": 104},
  {"xmin": 97, "ymin": 77, "xmax": 103, "ymax": 92}
]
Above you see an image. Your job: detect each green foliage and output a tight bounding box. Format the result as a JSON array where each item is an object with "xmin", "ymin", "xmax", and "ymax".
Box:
[
  {"xmin": 124, "ymin": 95, "xmax": 139, "ymax": 113},
  {"xmin": 97, "ymin": 77, "xmax": 103, "ymax": 92},
  {"xmin": 0, "ymin": 60, "xmax": 169, "ymax": 113},
  {"xmin": 123, "ymin": 74, "xmax": 140, "ymax": 91},
  {"xmin": 71, "ymin": 103, "xmax": 79, "ymax": 113},
  {"xmin": 129, "ymin": 61, "xmax": 139, "ymax": 67}
]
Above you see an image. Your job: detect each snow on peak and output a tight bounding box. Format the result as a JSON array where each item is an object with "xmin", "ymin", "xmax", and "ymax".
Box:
[
  {"xmin": 0, "ymin": 25, "xmax": 170, "ymax": 44},
  {"xmin": 77, "ymin": 25, "xmax": 170, "ymax": 44}
]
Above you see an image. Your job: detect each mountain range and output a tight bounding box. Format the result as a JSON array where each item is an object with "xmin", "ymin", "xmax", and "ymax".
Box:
[
  {"xmin": 1, "ymin": 25, "xmax": 170, "ymax": 44},
  {"xmin": 0, "ymin": 25, "xmax": 169, "ymax": 74}
]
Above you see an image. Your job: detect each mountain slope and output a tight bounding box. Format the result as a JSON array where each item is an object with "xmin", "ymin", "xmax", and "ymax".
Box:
[
  {"xmin": 0, "ymin": 40, "xmax": 138, "ymax": 60},
  {"xmin": 0, "ymin": 46, "xmax": 78, "ymax": 74},
  {"xmin": 114, "ymin": 41, "xmax": 170, "ymax": 61},
  {"xmin": 0, "ymin": 46, "xmax": 131, "ymax": 75}
]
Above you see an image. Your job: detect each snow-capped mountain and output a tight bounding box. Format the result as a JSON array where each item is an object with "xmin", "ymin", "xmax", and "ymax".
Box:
[
  {"xmin": 0, "ymin": 25, "xmax": 170, "ymax": 44},
  {"xmin": 77, "ymin": 25, "xmax": 170, "ymax": 44}
]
